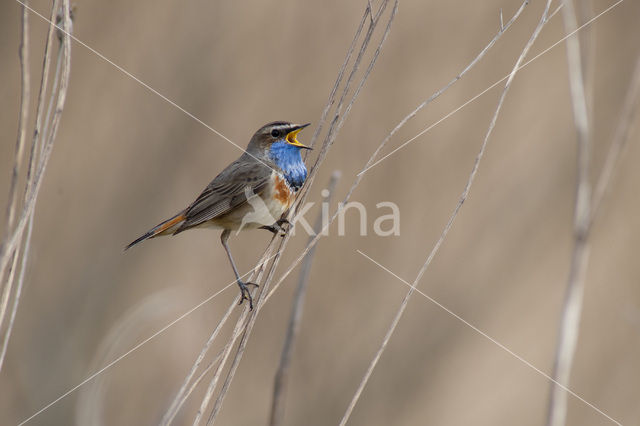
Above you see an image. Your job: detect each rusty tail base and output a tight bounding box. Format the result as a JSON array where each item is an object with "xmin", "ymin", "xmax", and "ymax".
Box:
[{"xmin": 124, "ymin": 211, "xmax": 186, "ymax": 250}]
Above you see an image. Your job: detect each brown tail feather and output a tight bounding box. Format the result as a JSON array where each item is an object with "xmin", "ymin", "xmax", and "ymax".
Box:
[{"xmin": 125, "ymin": 211, "xmax": 186, "ymax": 250}]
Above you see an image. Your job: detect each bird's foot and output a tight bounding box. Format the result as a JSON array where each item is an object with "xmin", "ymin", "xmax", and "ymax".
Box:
[
  {"xmin": 237, "ymin": 280, "xmax": 259, "ymax": 310},
  {"xmin": 260, "ymin": 219, "xmax": 291, "ymax": 237},
  {"xmin": 276, "ymin": 218, "xmax": 291, "ymax": 227}
]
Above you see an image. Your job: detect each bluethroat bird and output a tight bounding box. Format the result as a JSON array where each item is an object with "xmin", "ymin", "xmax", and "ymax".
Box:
[{"xmin": 126, "ymin": 122, "xmax": 311, "ymax": 309}]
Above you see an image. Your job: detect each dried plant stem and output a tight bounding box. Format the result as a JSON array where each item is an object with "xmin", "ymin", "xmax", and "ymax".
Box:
[
  {"xmin": 546, "ymin": 2, "xmax": 592, "ymax": 426},
  {"xmin": 0, "ymin": 0, "xmax": 69, "ymax": 374},
  {"xmin": 547, "ymin": 5, "xmax": 640, "ymax": 426},
  {"xmin": 269, "ymin": 171, "xmax": 340, "ymax": 426},
  {"xmin": 0, "ymin": 2, "xmax": 30, "ymax": 373},
  {"xmin": 0, "ymin": 0, "xmax": 71, "ymax": 288},
  {"xmin": 338, "ymin": 2, "xmax": 555, "ymax": 424},
  {"xmin": 30, "ymin": 0, "xmax": 61, "ymax": 177},
  {"xmin": 0, "ymin": 239, "xmax": 23, "ymax": 373},
  {"xmin": 0, "ymin": 216, "xmax": 33, "ymax": 373},
  {"xmin": 41, "ymin": 47, "xmax": 63, "ymax": 156},
  {"xmin": 5, "ymin": 1, "xmax": 30, "ymax": 236},
  {"xmin": 577, "ymin": 0, "xmax": 595, "ymax": 116},
  {"xmin": 177, "ymin": 353, "xmax": 223, "ymax": 415}
]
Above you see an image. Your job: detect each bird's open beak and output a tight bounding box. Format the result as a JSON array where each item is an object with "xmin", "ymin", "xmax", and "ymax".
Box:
[{"xmin": 286, "ymin": 123, "xmax": 312, "ymax": 149}]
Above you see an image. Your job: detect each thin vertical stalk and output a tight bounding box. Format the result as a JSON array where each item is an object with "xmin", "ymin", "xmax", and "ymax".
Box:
[{"xmin": 547, "ymin": 2, "xmax": 592, "ymax": 425}]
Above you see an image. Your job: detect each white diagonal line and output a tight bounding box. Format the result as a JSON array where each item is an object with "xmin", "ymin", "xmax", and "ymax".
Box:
[
  {"xmin": 358, "ymin": 0, "xmax": 625, "ymax": 176},
  {"xmin": 12, "ymin": 0, "xmax": 277, "ymax": 171},
  {"xmin": 356, "ymin": 249, "xmax": 622, "ymax": 426}
]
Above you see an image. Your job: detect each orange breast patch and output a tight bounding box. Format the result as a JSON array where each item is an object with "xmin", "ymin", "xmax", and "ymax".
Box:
[{"xmin": 274, "ymin": 175, "xmax": 293, "ymax": 208}]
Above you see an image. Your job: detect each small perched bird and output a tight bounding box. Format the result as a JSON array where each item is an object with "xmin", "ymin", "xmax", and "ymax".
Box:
[{"xmin": 126, "ymin": 121, "xmax": 311, "ymax": 309}]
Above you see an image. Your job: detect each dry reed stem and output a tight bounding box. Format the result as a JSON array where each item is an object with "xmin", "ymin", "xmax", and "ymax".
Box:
[
  {"xmin": 0, "ymin": 1, "xmax": 30, "ymax": 373},
  {"xmin": 0, "ymin": 215, "xmax": 33, "ymax": 374},
  {"xmin": 269, "ymin": 171, "xmax": 341, "ymax": 426},
  {"xmin": 0, "ymin": 0, "xmax": 71, "ymax": 308},
  {"xmin": 547, "ymin": 2, "xmax": 592, "ymax": 425},
  {"xmin": 338, "ymin": 2, "xmax": 555, "ymax": 424},
  {"xmin": 41, "ymin": 48, "xmax": 63, "ymax": 156},
  {"xmin": 577, "ymin": 0, "xmax": 596, "ymax": 119},
  {"xmin": 547, "ymin": 10, "xmax": 640, "ymax": 426},
  {"xmin": 30, "ymin": 1, "xmax": 61, "ymax": 178},
  {"xmin": 0, "ymin": 238, "xmax": 23, "ymax": 373},
  {"xmin": 178, "ymin": 354, "xmax": 223, "ymax": 416},
  {"xmin": 0, "ymin": 0, "xmax": 69, "ymax": 374},
  {"xmin": 4, "ymin": 1, "xmax": 30, "ymax": 238}
]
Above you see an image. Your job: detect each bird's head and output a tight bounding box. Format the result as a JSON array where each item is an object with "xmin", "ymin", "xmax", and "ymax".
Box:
[{"xmin": 247, "ymin": 121, "xmax": 312, "ymax": 156}]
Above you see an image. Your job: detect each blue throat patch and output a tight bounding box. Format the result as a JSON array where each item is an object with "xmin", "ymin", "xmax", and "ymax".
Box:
[{"xmin": 269, "ymin": 140, "xmax": 308, "ymax": 190}]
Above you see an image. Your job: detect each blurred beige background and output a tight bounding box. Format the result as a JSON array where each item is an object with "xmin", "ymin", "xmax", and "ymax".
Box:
[{"xmin": 1, "ymin": 0, "xmax": 639, "ymax": 425}]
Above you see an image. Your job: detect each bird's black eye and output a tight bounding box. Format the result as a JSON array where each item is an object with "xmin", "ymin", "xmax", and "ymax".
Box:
[{"xmin": 271, "ymin": 129, "xmax": 281, "ymax": 138}]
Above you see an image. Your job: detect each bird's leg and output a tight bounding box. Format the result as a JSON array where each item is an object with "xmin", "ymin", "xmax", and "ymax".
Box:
[
  {"xmin": 259, "ymin": 218, "xmax": 291, "ymax": 237},
  {"xmin": 221, "ymin": 229, "xmax": 258, "ymax": 309}
]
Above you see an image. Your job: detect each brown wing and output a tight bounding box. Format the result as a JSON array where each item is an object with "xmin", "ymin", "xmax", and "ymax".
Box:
[{"xmin": 174, "ymin": 156, "xmax": 272, "ymax": 233}]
